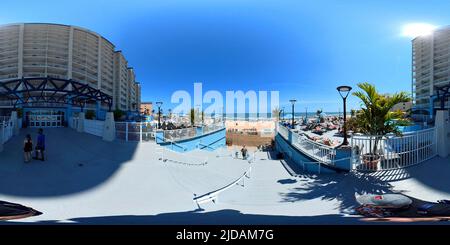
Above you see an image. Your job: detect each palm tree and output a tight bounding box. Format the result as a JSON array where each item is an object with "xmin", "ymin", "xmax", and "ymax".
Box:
[
  {"xmin": 272, "ymin": 107, "xmax": 281, "ymax": 121},
  {"xmin": 189, "ymin": 108, "xmax": 196, "ymax": 126},
  {"xmin": 352, "ymin": 82, "xmax": 410, "ymax": 160}
]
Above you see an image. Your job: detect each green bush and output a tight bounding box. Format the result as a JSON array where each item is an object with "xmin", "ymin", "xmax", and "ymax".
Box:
[
  {"xmin": 17, "ymin": 108, "xmax": 23, "ymax": 118},
  {"xmin": 85, "ymin": 110, "xmax": 96, "ymax": 120},
  {"xmin": 114, "ymin": 108, "xmax": 125, "ymax": 121}
]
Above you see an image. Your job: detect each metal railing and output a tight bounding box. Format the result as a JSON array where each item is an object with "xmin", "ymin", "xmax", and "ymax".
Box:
[
  {"xmin": 1, "ymin": 117, "xmax": 13, "ymax": 144},
  {"xmin": 162, "ymin": 122, "xmax": 225, "ymax": 142},
  {"xmin": 193, "ymin": 163, "xmax": 252, "ymax": 205},
  {"xmin": 277, "ymin": 123, "xmax": 336, "ymax": 165},
  {"xmin": 163, "ymin": 127, "xmax": 197, "ymax": 142},
  {"xmin": 350, "ymin": 128, "xmax": 437, "ymax": 171},
  {"xmin": 115, "ymin": 122, "xmax": 156, "ymax": 142},
  {"xmin": 203, "ymin": 122, "xmax": 225, "ymax": 135},
  {"xmin": 292, "ymin": 133, "xmax": 336, "ymax": 164},
  {"xmin": 159, "ymin": 146, "xmax": 208, "ymax": 166}
]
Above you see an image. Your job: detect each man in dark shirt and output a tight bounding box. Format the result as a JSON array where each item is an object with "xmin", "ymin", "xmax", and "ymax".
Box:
[{"xmin": 34, "ymin": 128, "xmax": 45, "ymax": 161}]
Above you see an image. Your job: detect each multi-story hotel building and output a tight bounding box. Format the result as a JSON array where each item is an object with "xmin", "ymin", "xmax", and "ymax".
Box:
[
  {"xmin": 412, "ymin": 26, "xmax": 450, "ymax": 115},
  {"xmin": 0, "ymin": 23, "xmax": 140, "ymax": 125}
]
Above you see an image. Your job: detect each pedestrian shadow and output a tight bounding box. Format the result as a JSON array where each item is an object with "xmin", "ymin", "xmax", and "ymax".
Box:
[{"xmin": 0, "ymin": 128, "xmax": 139, "ymax": 197}]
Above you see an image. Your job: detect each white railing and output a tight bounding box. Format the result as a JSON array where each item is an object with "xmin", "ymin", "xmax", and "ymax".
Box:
[
  {"xmin": 163, "ymin": 127, "xmax": 197, "ymax": 142},
  {"xmin": 115, "ymin": 122, "xmax": 156, "ymax": 142},
  {"xmin": 292, "ymin": 133, "xmax": 336, "ymax": 164},
  {"xmin": 193, "ymin": 164, "xmax": 252, "ymax": 205},
  {"xmin": 277, "ymin": 123, "xmax": 336, "ymax": 165},
  {"xmin": 277, "ymin": 123, "xmax": 290, "ymax": 140},
  {"xmin": 159, "ymin": 147, "xmax": 208, "ymax": 166},
  {"xmin": 1, "ymin": 117, "xmax": 13, "ymax": 144},
  {"xmin": 202, "ymin": 122, "xmax": 225, "ymax": 135},
  {"xmin": 350, "ymin": 128, "xmax": 437, "ymax": 171}
]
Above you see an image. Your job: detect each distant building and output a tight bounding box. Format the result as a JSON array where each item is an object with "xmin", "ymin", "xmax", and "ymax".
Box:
[
  {"xmin": 0, "ymin": 23, "xmax": 141, "ymax": 126},
  {"xmin": 412, "ymin": 26, "xmax": 450, "ymax": 115},
  {"xmin": 141, "ymin": 102, "xmax": 153, "ymax": 115},
  {"xmin": 391, "ymin": 101, "xmax": 412, "ymax": 112}
]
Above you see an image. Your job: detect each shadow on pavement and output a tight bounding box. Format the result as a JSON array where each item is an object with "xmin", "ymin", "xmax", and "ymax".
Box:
[{"xmin": 0, "ymin": 128, "xmax": 139, "ymax": 197}]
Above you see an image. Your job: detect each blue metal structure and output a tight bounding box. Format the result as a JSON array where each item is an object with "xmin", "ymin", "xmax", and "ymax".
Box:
[{"xmin": 0, "ymin": 77, "xmax": 113, "ymax": 111}]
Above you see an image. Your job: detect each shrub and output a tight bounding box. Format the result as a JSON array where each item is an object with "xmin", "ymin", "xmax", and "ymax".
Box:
[
  {"xmin": 85, "ymin": 110, "xmax": 96, "ymax": 120},
  {"xmin": 114, "ymin": 108, "xmax": 125, "ymax": 121}
]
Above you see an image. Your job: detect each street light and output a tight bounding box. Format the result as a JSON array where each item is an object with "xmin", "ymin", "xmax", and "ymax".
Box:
[
  {"xmin": 337, "ymin": 85, "xmax": 352, "ymax": 145},
  {"xmin": 156, "ymin": 101, "xmax": 163, "ymax": 129},
  {"xmin": 304, "ymin": 107, "xmax": 308, "ymax": 125},
  {"xmin": 289, "ymin": 99, "xmax": 297, "ymax": 129},
  {"xmin": 282, "ymin": 106, "xmax": 285, "ymax": 121}
]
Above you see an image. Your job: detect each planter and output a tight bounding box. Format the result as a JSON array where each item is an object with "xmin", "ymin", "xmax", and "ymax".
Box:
[{"xmin": 362, "ymin": 154, "xmax": 381, "ymax": 171}]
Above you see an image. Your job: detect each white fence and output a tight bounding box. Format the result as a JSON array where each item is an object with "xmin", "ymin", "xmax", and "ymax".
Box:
[
  {"xmin": 202, "ymin": 122, "xmax": 225, "ymax": 135},
  {"xmin": 163, "ymin": 127, "xmax": 197, "ymax": 142},
  {"xmin": 1, "ymin": 117, "xmax": 13, "ymax": 144},
  {"xmin": 277, "ymin": 123, "xmax": 336, "ymax": 165},
  {"xmin": 277, "ymin": 123, "xmax": 438, "ymax": 172},
  {"xmin": 84, "ymin": 119, "xmax": 105, "ymax": 137},
  {"xmin": 116, "ymin": 122, "xmax": 156, "ymax": 142},
  {"xmin": 350, "ymin": 128, "xmax": 437, "ymax": 171},
  {"xmin": 292, "ymin": 133, "xmax": 336, "ymax": 164},
  {"xmin": 162, "ymin": 123, "xmax": 225, "ymax": 143}
]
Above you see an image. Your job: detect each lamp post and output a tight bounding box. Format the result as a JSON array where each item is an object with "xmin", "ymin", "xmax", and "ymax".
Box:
[
  {"xmin": 337, "ymin": 85, "xmax": 352, "ymax": 145},
  {"xmin": 289, "ymin": 99, "xmax": 296, "ymax": 128},
  {"xmin": 156, "ymin": 101, "xmax": 163, "ymax": 129},
  {"xmin": 282, "ymin": 106, "xmax": 285, "ymax": 121},
  {"xmin": 304, "ymin": 107, "xmax": 308, "ymax": 125}
]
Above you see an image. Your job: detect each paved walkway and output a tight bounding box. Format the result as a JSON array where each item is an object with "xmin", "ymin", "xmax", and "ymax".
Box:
[{"xmin": 0, "ymin": 128, "xmax": 449, "ymax": 224}]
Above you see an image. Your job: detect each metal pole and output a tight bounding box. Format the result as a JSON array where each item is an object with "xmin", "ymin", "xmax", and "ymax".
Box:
[
  {"xmin": 158, "ymin": 106, "xmax": 161, "ymax": 129},
  {"xmin": 343, "ymin": 97, "xmax": 348, "ymax": 145},
  {"xmin": 291, "ymin": 103, "xmax": 295, "ymax": 128}
]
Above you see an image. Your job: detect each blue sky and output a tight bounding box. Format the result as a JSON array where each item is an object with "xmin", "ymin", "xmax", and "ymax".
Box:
[{"xmin": 1, "ymin": 0, "xmax": 448, "ymax": 112}]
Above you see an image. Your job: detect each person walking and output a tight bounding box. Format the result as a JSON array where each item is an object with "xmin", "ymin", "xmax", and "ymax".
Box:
[
  {"xmin": 23, "ymin": 134, "xmax": 33, "ymax": 163},
  {"xmin": 241, "ymin": 145, "xmax": 248, "ymax": 160},
  {"xmin": 34, "ymin": 128, "xmax": 45, "ymax": 161}
]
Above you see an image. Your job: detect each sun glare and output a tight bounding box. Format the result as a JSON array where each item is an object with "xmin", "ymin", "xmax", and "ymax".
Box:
[{"xmin": 402, "ymin": 23, "xmax": 437, "ymax": 38}]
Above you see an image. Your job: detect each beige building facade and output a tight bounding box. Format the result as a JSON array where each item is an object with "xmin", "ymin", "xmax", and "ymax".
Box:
[{"xmin": 0, "ymin": 23, "xmax": 140, "ymax": 112}]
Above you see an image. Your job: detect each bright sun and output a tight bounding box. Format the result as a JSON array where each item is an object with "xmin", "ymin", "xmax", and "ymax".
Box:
[{"xmin": 402, "ymin": 23, "xmax": 437, "ymax": 38}]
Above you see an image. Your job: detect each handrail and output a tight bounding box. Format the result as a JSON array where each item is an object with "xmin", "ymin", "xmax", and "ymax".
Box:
[
  {"xmin": 170, "ymin": 141, "xmax": 187, "ymax": 151},
  {"xmin": 160, "ymin": 147, "xmax": 208, "ymax": 166},
  {"xmin": 351, "ymin": 127, "xmax": 435, "ymax": 139},
  {"xmin": 198, "ymin": 143, "xmax": 215, "ymax": 150},
  {"xmin": 193, "ymin": 164, "xmax": 252, "ymax": 205},
  {"xmin": 297, "ymin": 133, "xmax": 337, "ymax": 150}
]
